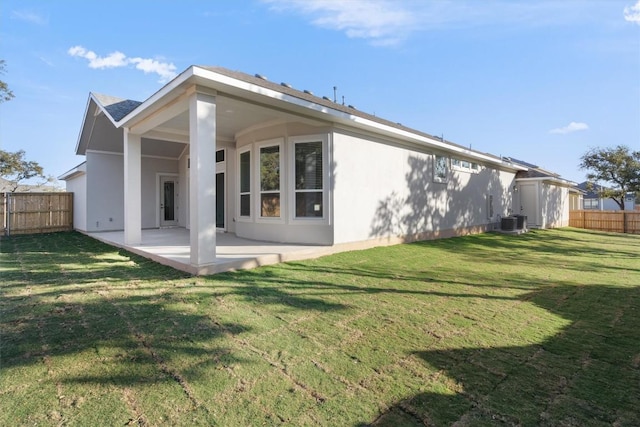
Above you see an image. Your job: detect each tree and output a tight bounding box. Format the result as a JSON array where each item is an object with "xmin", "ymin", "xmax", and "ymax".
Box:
[
  {"xmin": 0, "ymin": 150, "xmax": 46, "ymax": 192},
  {"xmin": 0, "ymin": 59, "xmax": 15, "ymax": 103},
  {"xmin": 579, "ymin": 145, "xmax": 640, "ymax": 210}
]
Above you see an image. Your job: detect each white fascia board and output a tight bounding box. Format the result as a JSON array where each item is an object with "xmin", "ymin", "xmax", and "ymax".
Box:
[
  {"xmin": 117, "ymin": 66, "xmax": 196, "ymax": 128},
  {"xmin": 189, "ymin": 68, "xmax": 522, "ymax": 170},
  {"xmin": 74, "ymin": 95, "xmax": 96, "ymax": 155},
  {"xmin": 516, "ymin": 177, "xmax": 577, "ymax": 187},
  {"xmin": 89, "ymin": 93, "xmax": 121, "ymax": 127},
  {"xmin": 58, "ymin": 162, "xmax": 87, "ymax": 180},
  {"xmin": 114, "ymin": 65, "xmax": 524, "ymax": 171}
]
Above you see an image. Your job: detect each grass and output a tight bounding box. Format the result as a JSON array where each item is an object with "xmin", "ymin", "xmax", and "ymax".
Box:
[{"xmin": 1, "ymin": 228, "xmax": 639, "ymax": 426}]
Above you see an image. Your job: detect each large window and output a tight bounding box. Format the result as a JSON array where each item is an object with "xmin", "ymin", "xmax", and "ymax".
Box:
[
  {"xmin": 294, "ymin": 141, "xmax": 323, "ymax": 218},
  {"xmin": 239, "ymin": 150, "xmax": 251, "ymax": 217},
  {"xmin": 260, "ymin": 145, "xmax": 281, "ymax": 218}
]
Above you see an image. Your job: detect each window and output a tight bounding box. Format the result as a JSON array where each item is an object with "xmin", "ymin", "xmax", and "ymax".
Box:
[
  {"xmin": 260, "ymin": 145, "xmax": 281, "ymax": 218},
  {"xmin": 433, "ymin": 155, "xmax": 448, "ymax": 183},
  {"xmin": 451, "ymin": 157, "xmax": 481, "ymax": 173},
  {"xmin": 487, "ymin": 194, "xmax": 494, "ymax": 219},
  {"xmin": 583, "ymin": 198, "xmax": 599, "ymax": 210},
  {"xmin": 294, "ymin": 141, "xmax": 323, "ymax": 217},
  {"xmin": 239, "ymin": 150, "xmax": 251, "ymax": 217}
]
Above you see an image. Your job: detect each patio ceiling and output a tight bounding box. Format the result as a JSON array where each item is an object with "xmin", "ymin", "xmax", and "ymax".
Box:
[{"xmin": 83, "ymin": 94, "xmax": 307, "ymax": 158}]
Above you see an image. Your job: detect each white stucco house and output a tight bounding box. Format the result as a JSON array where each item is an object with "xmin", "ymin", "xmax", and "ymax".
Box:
[{"xmin": 60, "ymin": 65, "xmax": 577, "ymax": 273}]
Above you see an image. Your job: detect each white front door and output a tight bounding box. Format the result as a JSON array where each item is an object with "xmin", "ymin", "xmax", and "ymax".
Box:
[{"xmin": 160, "ymin": 176, "xmax": 179, "ymax": 227}]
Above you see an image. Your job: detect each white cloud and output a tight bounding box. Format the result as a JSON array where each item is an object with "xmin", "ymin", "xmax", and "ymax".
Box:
[
  {"xmin": 549, "ymin": 122, "xmax": 590, "ymax": 135},
  {"xmin": 261, "ymin": 0, "xmax": 417, "ymax": 46},
  {"xmin": 68, "ymin": 46, "xmax": 177, "ymax": 83},
  {"xmin": 260, "ymin": 1, "xmax": 613, "ymax": 46},
  {"xmin": 11, "ymin": 10, "xmax": 47, "ymax": 25},
  {"xmin": 624, "ymin": 0, "xmax": 640, "ymax": 24}
]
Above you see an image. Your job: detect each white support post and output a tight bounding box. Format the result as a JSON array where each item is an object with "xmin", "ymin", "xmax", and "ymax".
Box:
[
  {"xmin": 124, "ymin": 130, "xmax": 142, "ymax": 245},
  {"xmin": 189, "ymin": 91, "xmax": 217, "ymax": 266}
]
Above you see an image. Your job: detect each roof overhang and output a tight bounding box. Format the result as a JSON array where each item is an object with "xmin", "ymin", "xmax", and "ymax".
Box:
[
  {"xmin": 115, "ymin": 66, "xmax": 526, "ymax": 172},
  {"xmin": 58, "ymin": 162, "xmax": 87, "ymax": 181},
  {"xmin": 516, "ymin": 176, "xmax": 577, "ymax": 188}
]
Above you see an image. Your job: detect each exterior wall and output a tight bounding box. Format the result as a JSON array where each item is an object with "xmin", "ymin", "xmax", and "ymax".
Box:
[
  {"xmin": 233, "ymin": 122, "xmax": 334, "ymax": 245},
  {"xmin": 141, "ymin": 157, "xmax": 179, "ymax": 228},
  {"xmin": 178, "ymin": 142, "xmax": 237, "ymax": 233},
  {"xmin": 65, "ymin": 173, "xmax": 87, "ymax": 231},
  {"xmin": 518, "ymin": 180, "xmax": 573, "ymax": 229},
  {"xmin": 86, "ymin": 152, "xmax": 124, "ymax": 232},
  {"xmin": 85, "ymin": 152, "xmax": 179, "ymax": 232},
  {"xmin": 332, "ymin": 130, "xmax": 516, "ymax": 245},
  {"xmin": 541, "ymin": 183, "xmax": 569, "ymax": 228}
]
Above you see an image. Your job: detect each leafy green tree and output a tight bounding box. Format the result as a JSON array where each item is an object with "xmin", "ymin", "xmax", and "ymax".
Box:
[
  {"xmin": 0, "ymin": 150, "xmax": 46, "ymax": 192},
  {"xmin": 0, "ymin": 60, "xmax": 15, "ymax": 103},
  {"xmin": 579, "ymin": 145, "xmax": 640, "ymax": 210}
]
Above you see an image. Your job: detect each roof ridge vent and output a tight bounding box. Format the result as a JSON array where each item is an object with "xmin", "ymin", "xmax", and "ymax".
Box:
[
  {"xmin": 303, "ymin": 89, "xmax": 313, "ymax": 95},
  {"xmin": 348, "ymin": 104, "xmax": 356, "ymax": 109},
  {"xmin": 254, "ymin": 73, "xmax": 268, "ymax": 80},
  {"xmin": 280, "ymin": 82, "xmax": 292, "ymax": 88},
  {"xmin": 322, "ymin": 96, "xmax": 331, "ymax": 101}
]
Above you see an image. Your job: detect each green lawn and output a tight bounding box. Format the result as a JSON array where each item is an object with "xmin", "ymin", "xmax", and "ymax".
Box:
[{"xmin": 1, "ymin": 228, "xmax": 639, "ymax": 426}]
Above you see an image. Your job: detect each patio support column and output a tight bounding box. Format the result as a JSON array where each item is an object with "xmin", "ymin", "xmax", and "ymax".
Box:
[
  {"xmin": 123, "ymin": 129, "xmax": 142, "ymax": 245},
  {"xmin": 189, "ymin": 90, "xmax": 217, "ymax": 267}
]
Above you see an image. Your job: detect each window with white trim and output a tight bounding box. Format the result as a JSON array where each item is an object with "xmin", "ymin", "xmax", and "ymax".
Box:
[
  {"xmin": 259, "ymin": 144, "xmax": 281, "ymax": 218},
  {"xmin": 583, "ymin": 198, "xmax": 599, "ymax": 210},
  {"xmin": 294, "ymin": 140, "xmax": 323, "ymax": 218},
  {"xmin": 451, "ymin": 156, "xmax": 480, "ymax": 173},
  {"xmin": 239, "ymin": 149, "xmax": 251, "ymax": 217},
  {"xmin": 433, "ymin": 155, "xmax": 448, "ymax": 183}
]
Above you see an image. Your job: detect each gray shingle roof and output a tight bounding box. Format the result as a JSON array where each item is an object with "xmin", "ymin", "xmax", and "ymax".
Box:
[
  {"xmin": 92, "ymin": 93, "xmax": 142, "ymax": 122},
  {"xmin": 201, "ymin": 66, "xmax": 504, "ymax": 162}
]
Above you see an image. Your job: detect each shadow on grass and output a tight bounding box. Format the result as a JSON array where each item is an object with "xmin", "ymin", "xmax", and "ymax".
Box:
[{"xmin": 362, "ymin": 284, "xmax": 640, "ymax": 426}]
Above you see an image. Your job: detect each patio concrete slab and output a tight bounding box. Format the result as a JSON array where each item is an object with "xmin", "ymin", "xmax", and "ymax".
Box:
[{"xmin": 87, "ymin": 228, "xmax": 338, "ymax": 275}]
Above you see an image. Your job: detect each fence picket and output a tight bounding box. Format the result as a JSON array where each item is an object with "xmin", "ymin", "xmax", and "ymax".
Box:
[
  {"xmin": 569, "ymin": 210, "xmax": 640, "ymax": 234},
  {"xmin": 1, "ymin": 193, "xmax": 73, "ymax": 236}
]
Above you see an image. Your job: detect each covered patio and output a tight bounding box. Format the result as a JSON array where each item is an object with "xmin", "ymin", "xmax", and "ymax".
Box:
[{"xmin": 88, "ymin": 228, "xmax": 338, "ymax": 275}]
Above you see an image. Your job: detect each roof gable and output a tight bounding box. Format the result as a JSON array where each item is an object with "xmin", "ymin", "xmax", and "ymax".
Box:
[{"xmin": 92, "ymin": 93, "xmax": 142, "ymax": 122}]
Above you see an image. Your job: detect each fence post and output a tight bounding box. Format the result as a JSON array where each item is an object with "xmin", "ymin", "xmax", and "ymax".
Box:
[
  {"xmin": 623, "ymin": 211, "xmax": 627, "ymax": 234},
  {"xmin": 6, "ymin": 192, "xmax": 11, "ymax": 236}
]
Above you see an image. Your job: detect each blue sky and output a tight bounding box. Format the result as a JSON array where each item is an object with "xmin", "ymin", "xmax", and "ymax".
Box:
[{"xmin": 1, "ymin": 0, "xmax": 639, "ymax": 185}]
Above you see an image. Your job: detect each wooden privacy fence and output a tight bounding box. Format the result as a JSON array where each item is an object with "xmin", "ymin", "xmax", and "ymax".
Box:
[
  {"xmin": 569, "ymin": 210, "xmax": 640, "ymax": 234},
  {"xmin": 1, "ymin": 192, "xmax": 73, "ymax": 236}
]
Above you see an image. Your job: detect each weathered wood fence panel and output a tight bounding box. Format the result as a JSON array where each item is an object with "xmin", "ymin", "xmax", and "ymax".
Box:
[
  {"xmin": 569, "ymin": 210, "xmax": 640, "ymax": 234},
  {"xmin": 2, "ymin": 193, "xmax": 73, "ymax": 236}
]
